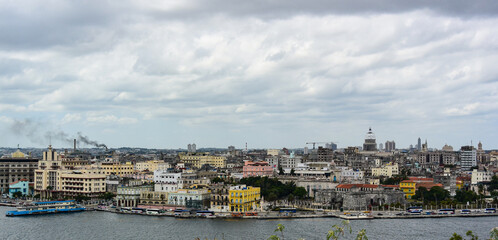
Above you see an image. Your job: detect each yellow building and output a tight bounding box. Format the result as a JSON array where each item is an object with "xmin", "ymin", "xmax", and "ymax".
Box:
[
  {"xmin": 179, "ymin": 152, "xmax": 226, "ymax": 169},
  {"xmin": 140, "ymin": 191, "xmax": 169, "ymax": 205},
  {"xmin": 400, "ymin": 180, "xmax": 416, "ymax": 199},
  {"xmin": 59, "ymin": 169, "xmax": 106, "ymax": 198},
  {"xmin": 34, "ymin": 146, "xmax": 106, "ymax": 199},
  {"xmin": 135, "ymin": 160, "xmax": 171, "ymax": 172},
  {"xmin": 229, "ymin": 185, "xmax": 260, "ymax": 212},
  {"xmin": 96, "ymin": 162, "xmax": 135, "ymax": 176}
]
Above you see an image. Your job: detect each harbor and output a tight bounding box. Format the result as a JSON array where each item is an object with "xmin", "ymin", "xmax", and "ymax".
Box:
[{"xmin": 1, "ymin": 206, "xmax": 497, "ymax": 240}]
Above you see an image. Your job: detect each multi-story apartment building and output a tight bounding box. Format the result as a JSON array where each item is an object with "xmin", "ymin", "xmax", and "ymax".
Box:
[
  {"xmin": 0, "ymin": 149, "xmax": 38, "ymax": 193},
  {"xmin": 242, "ymin": 161, "xmax": 273, "ymax": 178},
  {"xmin": 140, "ymin": 191, "xmax": 169, "ymax": 206},
  {"xmin": 135, "ymin": 160, "xmax": 171, "ymax": 172},
  {"xmin": 179, "ymin": 152, "xmax": 226, "ymax": 169},
  {"xmin": 400, "ymin": 180, "xmax": 416, "ymax": 199},
  {"xmin": 96, "ymin": 162, "xmax": 134, "ymax": 177},
  {"xmin": 371, "ymin": 163, "xmax": 398, "ymax": 177},
  {"xmin": 116, "ymin": 185, "xmax": 154, "ymax": 207},
  {"xmin": 471, "ymin": 169, "xmax": 494, "ymax": 185},
  {"xmin": 442, "ymin": 152, "xmax": 457, "ymax": 165},
  {"xmin": 153, "ymin": 171, "xmax": 183, "ymax": 192},
  {"xmin": 168, "ymin": 188, "xmax": 211, "ymax": 209},
  {"xmin": 34, "ymin": 146, "xmax": 107, "ymax": 199},
  {"xmin": 460, "ymin": 146, "xmax": 477, "ymax": 170},
  {"xmin": 228, "ymin": 185, "xmax": 260, "ymax": 212},
  {"xmin": 209, "ymin": 184, "xmax": 230, "ymax": 212},
  {"xmin": 59, "ymin": 169, "xmax": 106, "ymax": 199}
]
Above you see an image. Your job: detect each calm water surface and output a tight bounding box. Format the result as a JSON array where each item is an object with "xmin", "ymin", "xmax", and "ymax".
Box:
[{"xmin": 0, "ymin": 207, "xmax": 496, "ymax": 240}]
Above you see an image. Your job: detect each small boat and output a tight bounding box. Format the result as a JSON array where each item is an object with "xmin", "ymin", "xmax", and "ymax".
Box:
[{"xmin": 6, "ymin": 200, "xmax": 86, "ymax": 217}]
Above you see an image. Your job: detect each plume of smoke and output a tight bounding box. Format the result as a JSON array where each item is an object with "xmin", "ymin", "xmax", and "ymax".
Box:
[
  {"xmin": 10, "ymin": 119, "xmax": 45, "ymax": 145},
  {"xmin": 9, "ymin": 118, "xmax": 107, "ymax": 149},
  {"xmin": 77, "ymin": 132, "xmax": 107, "ymax": 149}
]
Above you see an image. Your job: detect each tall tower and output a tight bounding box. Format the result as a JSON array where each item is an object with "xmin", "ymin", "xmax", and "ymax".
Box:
[
  {"xmin": 362, "ymin": 127, "xmax": 377, "ymax": 151},
  {"xmin": 417, "ymin": 138, "xmax": 421, "ymax": 151}
]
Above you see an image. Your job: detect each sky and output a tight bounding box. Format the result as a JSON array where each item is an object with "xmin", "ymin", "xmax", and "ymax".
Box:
[{"xmin": 1, "ymin": 0, "xmax": 498, "ymax": 150}]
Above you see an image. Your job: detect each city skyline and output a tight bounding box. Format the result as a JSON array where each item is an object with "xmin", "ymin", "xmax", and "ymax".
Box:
[{"xmin": 1, "ymin": 1, "xmax": 498, "ymax": 149}]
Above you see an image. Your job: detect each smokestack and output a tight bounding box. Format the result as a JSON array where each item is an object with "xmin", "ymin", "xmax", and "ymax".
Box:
[{"xmin": 74, "ymin": 139, "xmax": 76, "ymax": 152}]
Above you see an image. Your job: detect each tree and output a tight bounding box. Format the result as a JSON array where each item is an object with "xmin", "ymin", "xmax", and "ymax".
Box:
[
  {"xmin": 292, "ymin": 187, "xmax": 307, "ymax": 199},
  {"xmin": 278, "ymin": 167, "xmax": 284, "ymax": 175},
  {"xmin": 99, "ymin": 192, "xmax": 116, "ymax": 200},
  {"xmin": 454, "ymin": 190, "xmax": 478, "ymax": 203},
  {"xmin": 12, "ymin": 191, "xmax": 23, "ymax": 199},
  {"xmin": 75, "ymin": 195, "xmax": 90, "ymax": 203},
  {"xmin": 211, "ymin": 177, "xmax": 224, "ymax": 183},
  {"xmin": 290, "ymin": 168, "xmax": 295, "ymax": 176}
]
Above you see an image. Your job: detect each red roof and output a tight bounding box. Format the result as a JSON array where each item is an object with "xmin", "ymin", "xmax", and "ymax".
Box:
[
  {"xmin": 400, "ymin": 180, "xmax": 415, "ymax": 183},
  {"xmin": 337, "ymin": 184, "xmax": 379, "ymax": 189},
  {"xmin": 416, "ymin": 183, "xmax": 443, "ymax": 189},
  {"xmin": 408, "ymin": 177, "xmax": 433, "ymax": 182},
  {"xmin": 9, "ymin": 179, "xmax": 28, "ymax": 186}
]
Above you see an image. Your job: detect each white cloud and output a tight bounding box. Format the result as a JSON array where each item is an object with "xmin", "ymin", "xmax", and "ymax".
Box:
[
  {"xmin": 1, "ymin": 2, "xmax": 498, "ymax": 148},
  {"xmin": 61, "ymin": 113, "xmax": 81, "ymax": 124},
  {"xmin": 86, "ymin": 114, "xmax": 138, "ymax": 125}
]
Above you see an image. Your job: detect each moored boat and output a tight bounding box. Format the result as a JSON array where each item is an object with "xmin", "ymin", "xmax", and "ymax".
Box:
[{"xmin": 6, "ymin": 200, "xmax": 85, "ymax": 217}]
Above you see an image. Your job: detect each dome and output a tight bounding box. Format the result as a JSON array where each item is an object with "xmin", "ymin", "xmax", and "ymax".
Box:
[{"xmin": 365, "ymin": 127, "xmax": 376, "ymax": 140}]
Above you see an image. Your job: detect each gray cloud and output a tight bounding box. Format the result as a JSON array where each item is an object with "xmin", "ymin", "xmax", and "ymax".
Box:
[{"xmin": 0, "ymin": 2, "xmax": 497, "ymax": 148}]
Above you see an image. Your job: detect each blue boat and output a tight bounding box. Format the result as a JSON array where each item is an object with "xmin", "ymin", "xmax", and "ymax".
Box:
[{"xmin": 6, "ymin": 200, "xmax": 86, "ymax": 217}]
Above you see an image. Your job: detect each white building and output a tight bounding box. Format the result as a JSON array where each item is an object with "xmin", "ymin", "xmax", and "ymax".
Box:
[
  {"xmin": 340, "ymin": 168, "xmax": 364, "ymax": 181},
  {"xmin": 371, "ymin": 163, "xmax": 399, "ymax": 177},
  {"xmin": 154, "ymin": 171, "xmax": 183, "ymax": 192},
  {"xmin": 471, "ymin": 169, "xmax": 495, "ymax": 185},
  {"xmin": 460, "ymin": 146, "xmax": 476, "ymax": 170}
]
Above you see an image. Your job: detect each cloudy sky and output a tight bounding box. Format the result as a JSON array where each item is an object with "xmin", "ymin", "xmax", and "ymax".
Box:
[{"xmin": 1, "ymin": 0, "xmax": 498, "ymax": 150}]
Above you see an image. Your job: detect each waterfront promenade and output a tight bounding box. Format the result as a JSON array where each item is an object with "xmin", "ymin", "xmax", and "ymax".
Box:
[{"xmin": 1, "ymin": 206, "xmax": 497, "ymax": 240}]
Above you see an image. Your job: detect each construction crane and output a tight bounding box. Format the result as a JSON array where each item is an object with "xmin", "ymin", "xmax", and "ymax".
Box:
[{"xmin": 305, "ymin": 142, "xmax": 338, "ymax": 150}]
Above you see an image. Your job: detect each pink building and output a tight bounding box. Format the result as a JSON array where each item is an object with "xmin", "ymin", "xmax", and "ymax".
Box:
[{"xmin": 243, "ymin": 161, "xmax": 273, "ymax": 178}]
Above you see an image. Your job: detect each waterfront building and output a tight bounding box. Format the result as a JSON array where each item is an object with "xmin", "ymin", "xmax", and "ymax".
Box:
[
  {"xmin": 154, "ymin": 171, "xmax": 183, "ymax": 192},
  {"xmin": 0, "ymin": 149, "xmax": 38, "ymax": 194},
  {"xmin": 8, "ymin": 179, "xmax": 30, "ymax": 198},
  {"xmin": 242, "ymin": 161, "xmax": 273, "ymax": 178},
  {"xmin": 371, "ymin": 163, "xmax": 399, "ymax": 177},
  {"xmin": 399, "ymin": 180, "xmax": 416, "ymax": 199},
  {"xmin": 168, "ymin": 188, "xmax": 211, "ymax": 209},
  {"xmin": 179, "ymin": 152, "xmax": 226, "ymax": 169},
  {"xmin": 209, "ymin": 183, "xmax": 230, "ymax": 212},
  {"xmin": 460, "ymin": 146, "xmax": 477, "ymax": 170},
  {"xmin": 140, "ymin": 191, "xmax": 169, "ymax": 206},
  {"xmin": 116, "ymin": 185, "xmax": 154, "ymax": 207},
  {"xmin": 228, "ymin": 185, "xmax": 260, "ymax": 212},
  {"xmin": 315, "ymin": 184, "xmax": 405, "ymax": 209},
  {"xmin": 362, "ymin": 128, "xmax": 377, "ymax": 152},
  {"xmin": 34, "ymin": 146, "xmax": 107, "ymax": 199},
  {"xmin": 105, "ymin": 175, "xmax": 121, "ymax": 193},
  {"xmin": 59, "ymin": 169, "xmax": 106, "ymax": 199}
]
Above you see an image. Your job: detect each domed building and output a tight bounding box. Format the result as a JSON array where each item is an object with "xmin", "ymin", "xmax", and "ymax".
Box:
[{"xmin": 363, "ymin": 128, "xmax": 377, "ymax": 152}]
